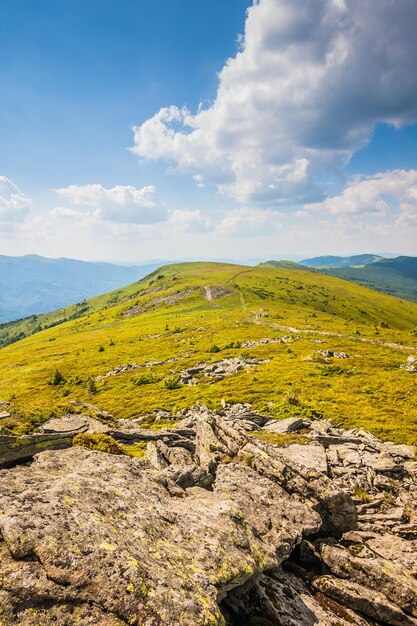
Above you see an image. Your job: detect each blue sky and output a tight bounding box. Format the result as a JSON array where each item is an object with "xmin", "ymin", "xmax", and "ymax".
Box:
[{"xmin": 1, "ymin": 0, "xmax": 417, "ymax": 262}]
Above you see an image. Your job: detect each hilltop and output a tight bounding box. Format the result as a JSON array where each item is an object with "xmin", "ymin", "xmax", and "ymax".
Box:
[
  {"xmin": 0, "ymin": 261, "xmax": 416, "ymax": 445},
  {"xmin": 258, "ymin": 259, "xmax": 307, "ymax": 270},
  {"xmin": 0, "ymin": 254, "xmax": 161, "ymax": 323}
]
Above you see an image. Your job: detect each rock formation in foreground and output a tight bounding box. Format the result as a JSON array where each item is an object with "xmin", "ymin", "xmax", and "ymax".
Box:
[{"xmin": 0, "ymin": 403, "xmax": 417, "ymax": 625}]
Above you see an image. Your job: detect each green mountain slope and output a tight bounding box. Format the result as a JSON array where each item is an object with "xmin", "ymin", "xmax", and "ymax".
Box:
[
  {"xmin": 0, "ymin": 254, "xmax": 161, "ymax": 323},
  {"xmin": 300, "ymin": 254, "xmax": 384, "ymax": 268},
  {"xmin": 0, "ymin": 262, "xmax": 416, "ymax": 444},
  {"xmin": 321, "ymin": 256, "xmax": 417, "ymax": 303}
]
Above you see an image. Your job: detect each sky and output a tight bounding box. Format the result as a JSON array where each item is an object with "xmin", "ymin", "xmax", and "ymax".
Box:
[{"xmin": 1, "ymin": 0, "xmax": 417, "ymax": 263}]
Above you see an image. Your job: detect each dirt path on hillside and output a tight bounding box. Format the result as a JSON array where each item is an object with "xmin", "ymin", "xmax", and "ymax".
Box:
[
  {"xmin": 204, "ymin": 286, "xmax": 213, "ymax": 302},
  {"xmin": 256, "ymin": 320, "xmax": 417, "ymax": 352}
]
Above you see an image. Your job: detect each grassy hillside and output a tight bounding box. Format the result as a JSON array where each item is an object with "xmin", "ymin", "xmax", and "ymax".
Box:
[
  {"xmin": 0, "ymin": 262, "xmax": 416, "ymax": 445},
  {"xmin": 322, "ymin": 256, "xmax": 417, "ymax": 303}
]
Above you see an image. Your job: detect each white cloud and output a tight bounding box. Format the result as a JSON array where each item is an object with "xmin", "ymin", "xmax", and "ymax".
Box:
[
  {"xmin": 54, "ymin": 183, "xmax": 167, "ymax": 224},
  {"xmin": 131, "ymin": 0, "xmax": 417, "ymax": 203},
  {"xmin": 168, "ymin": 209, "xmax": 213, "ymax": 233},
  {"xmin": 217, "ymin": 207, "xmax": 281, "ymax": 237},
  {"xmin": 304, "ymin": 170, "xmax": 417, "ymax": 225},
  {"xmin": 50, "ymin": 206, "xmax": 83, "ymax": 218},
  {"xmin": 0, "ymin": 176, "xmax": 32, "ymax": 223}
]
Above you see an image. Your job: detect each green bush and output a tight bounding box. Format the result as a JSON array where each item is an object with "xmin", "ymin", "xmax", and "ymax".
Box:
[
  {"xmin": 87, "ymin": 379, "xmax": 98, "ymax": 395},
  {"xmin": 73, "ymin": 433, "xmax": 125, "ymax": 455},
  {"xmin": 163, "ymin": 374, "xmax": 181, "ymax": 390},
  {"xmin": 131, "ymin": 371, "xmax": 161, "ymax": 386},
  {"xmin": 208, "ymin": 344, "xmax": 221, "ymax": 353},
  {"xmin": 50, "ymin": 369, "xmax": 65, "ymax": 386},
  {"xmin": 224, "ymin": 340, "xmax": 242, "ymax": 349},
  {"xmin": 320, "ymin": 365, "xmax": 347, "ymax": 377}
]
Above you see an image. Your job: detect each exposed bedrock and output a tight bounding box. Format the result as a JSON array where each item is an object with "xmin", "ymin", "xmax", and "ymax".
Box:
[{"xmin": 0, "ymin": 403, "xmax": 416, "ymax": 625}]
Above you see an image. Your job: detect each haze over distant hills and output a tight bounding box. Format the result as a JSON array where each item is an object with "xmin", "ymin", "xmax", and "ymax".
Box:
[
  {"xmin": 299, "ymin": 254, "xmax": 384, "ymax": 268},
  {"xmin": 261, "ymin": 255, "xmax": 417, "ymax": 303},
  {"xmin": 0, "ymin": 255, "xmax": 160, "ymax": 324}
]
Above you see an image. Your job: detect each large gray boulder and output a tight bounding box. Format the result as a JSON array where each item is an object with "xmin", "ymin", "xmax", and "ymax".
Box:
[{"xmin": 0, "ymin": 447, "xmax": 320, "ymax": 626}]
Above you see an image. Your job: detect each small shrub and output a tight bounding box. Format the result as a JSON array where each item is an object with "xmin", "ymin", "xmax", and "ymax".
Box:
[
  {"xmin": 98, "ymin": 345, "xmax": 105, "ymax": 352},
  {"xmin": 123, "ymin": 442, "xmax": 147, "ymax": 458},
  {"xmin": 164, "ymin": 374, "xmax": 181, "ymax": 390},
  {"xmin": 73, "ymin": 433, "xmax": 125, "ymax": 455},
  {"xmin": 131, "ymin": 372, "xmax": 161, "ymax": 386},
  {"xmin": 353, "ymin": 487, "xmax": 371, "ymax": 503},
  {"xmin": 224, "ymin": 340, "xmax": 241, "ymax": 349},
  {"xmin": 87, "ymin": 379, "xmax": 98, "ymax": 395},
  {"xmin": 320, "ymin": 365, "xmax": 347, "ymax": 377},
  {"xmin": 208, "ymin": 344, "xmax": 221, "ymax": 354},
  {"xmin": 285, "ymin": 389, "xmax": 300, "ymax": 406},
  {"xmin": 50, "ymin": 369, "xmax": 65, "ymax": 386}
]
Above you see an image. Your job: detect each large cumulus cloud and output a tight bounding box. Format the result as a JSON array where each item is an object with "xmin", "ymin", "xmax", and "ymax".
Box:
[
  {"xmin": 54, "ymin": 183, "xmax": 167, "ymax": 224},
  {"xmin": 130, "ymin": 0, "xmax": 417, "ymax": 203}
]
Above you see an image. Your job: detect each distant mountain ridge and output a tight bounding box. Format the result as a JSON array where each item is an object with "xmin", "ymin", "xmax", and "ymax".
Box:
[
  {"xmin": 0, "ymin": 255, "xmax": 160, "ymax": 323},
  {"xmin": 300, "ymin": 254, "xmax": 384, "ymax": 268},
  {"xmin": 261, "ymin": 255, "xmax": 417, "ymax": 303}
]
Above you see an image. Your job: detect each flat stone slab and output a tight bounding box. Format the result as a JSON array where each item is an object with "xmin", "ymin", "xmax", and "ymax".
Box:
[
  {"xmin": 0, "ymin": 432, "xmax": 77, "ymax": 467},
  {"xmin": 40, "ymin": 415, "xmax": 109, "ymax": 435},
  {"xmin": 278, "ymin": 443, "xmax": 329, "ymax": 475},
  {"xmin": 40, "ymin": 415, "xmax": 88, "ymax": 433},
  {"xmin": 263, "ymin": 416, "xmax": 311, "ymax": 434}
]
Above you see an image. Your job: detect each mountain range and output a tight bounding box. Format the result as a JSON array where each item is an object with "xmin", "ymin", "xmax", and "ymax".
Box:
[{"xmin": 0, "ymin": 255, "xmax": 160, "ymax": 324}]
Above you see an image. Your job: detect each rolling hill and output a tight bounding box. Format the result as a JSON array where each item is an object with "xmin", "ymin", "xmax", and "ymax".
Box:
[
  {"xmin": 262, "ymin": 255, "xmax": 417, "ymax": 303},
  {"xmin": 0, "ymin": 262, "xmax": 416, "ymax": 445},
  {"xmin": 318, "ymin": 255, "xmax": 417, "ymax": 303},
  {"xmin": 300, "ymin": 254, "xmax": 384, "ymax": 268},
  {"xmin": 0, "ymin": 254, "xmax": 161, "ymax": 324}
]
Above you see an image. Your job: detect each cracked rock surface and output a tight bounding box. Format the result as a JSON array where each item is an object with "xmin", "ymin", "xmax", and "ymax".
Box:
[{"xmin": 0, "ymin": 403, "xmax": 417, "ymax": 625}]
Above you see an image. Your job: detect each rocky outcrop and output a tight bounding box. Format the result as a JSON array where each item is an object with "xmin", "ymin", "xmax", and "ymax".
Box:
[
  {"xmin": 123, "ymin": 287, "xmax": 198, "ymax": 318},
  {"xmin": 180, "ymin": 357, "xmax": 270, "ymax": 385},
  {"xmin": 0, "ymin": 431, "xmax": 78, "ymax": 467},
  {"xmin": 95, "ymin": 357, "xmax": 179, "ymax": 382},
  {"xmin": 0, "ymin": 403, "xmax": 416, "ymax": 625},
  {"xmin": 0, "ymin": 404, "xmax": 113, "ymax": 467},
  {"xmin": 0, "ymin": 447, "xmax": 320, "ymax": 625}
]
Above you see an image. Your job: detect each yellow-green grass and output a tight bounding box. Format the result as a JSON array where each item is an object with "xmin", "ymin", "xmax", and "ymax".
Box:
[{"xmin": 0, "ymin": 262, "xmax": 416, "ymax": 444}]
